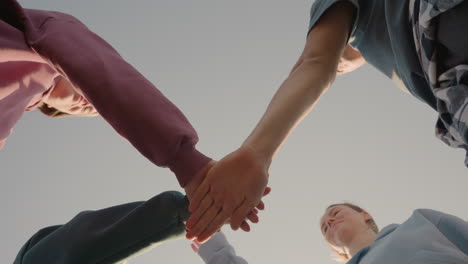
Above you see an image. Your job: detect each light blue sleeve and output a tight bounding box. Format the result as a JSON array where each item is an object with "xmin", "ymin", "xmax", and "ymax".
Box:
[
  {"xmin": 416, "ymin": 209, "xmax": 468, "ymax": 254},
  {"xmin": 197, "ymin": 232, "xmax": 248, "ymax": 264}
]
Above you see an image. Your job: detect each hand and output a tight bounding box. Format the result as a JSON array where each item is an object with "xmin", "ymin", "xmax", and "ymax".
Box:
[
  {"xmin": 190, "ymin": 190, "xmax": 270, "ymax": 251},
  {"xmin": 191, "ymin": 239, "xmax": 202, "ymax": 253},
  {"xmin": 336, "ymin": 45, "xmax": 366, "ymax": 75},
  {"xmin": 226, "ymin": 186, "xmax": 271, "ymax": 233},
  {"xmin": 185, "ymin": 145, "xmax": 270, "ymax": 242},
  {"xmin": 184, "ymin": 160, "xmax": 216, "ymax": 201},
  {"xmin": 184, "ymin": 161, "xmax": 270, "ymax": 234},
  {"xmin": 184, "ymin": 160, "xmax": 271, "ymax": 234}
]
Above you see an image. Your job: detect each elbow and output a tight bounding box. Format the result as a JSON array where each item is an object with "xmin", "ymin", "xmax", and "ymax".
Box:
[
  {"xmin": 300, "ymin": 56, "xmax": 338, "ymax": 90},
  {"xmin": 303, "ymin": 55, "xmax": 338, "ymax": 75}
]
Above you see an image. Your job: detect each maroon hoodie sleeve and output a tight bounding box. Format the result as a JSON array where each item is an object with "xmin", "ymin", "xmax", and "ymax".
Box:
[{"xmin": 21, "ymin": 9, "xmax": 211, "ymax": 186}]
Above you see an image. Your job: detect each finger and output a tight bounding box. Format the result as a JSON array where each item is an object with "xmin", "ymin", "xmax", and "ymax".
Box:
[
  {"xmin": 196, "ymin": 207, "xmax": 233, "ymax": 242},
  {"xmin": 192, "ymin": 239, "xmax": 201, "ymax": 247},
  {"xmin": 186, "ymin": 193, "xmax": 213, "ymax": 230},
  {"xmin": 188, "ymin": 183, "xmax": 210, "ymax": 212},
  {"xmin": 196, "ymin": 234, "xmax": 214, "ymax": 244},
  {"xmin": 191, "ymin": 243, "xmax": 199, "ymax": 253},
  {"xmin": 240, "ymin": 221, "xmax": 251, "ymax": 232},
  {"xmin": 256, "ymin": 187, "xmax": 271, "ymax": 211},
  {"xmin": 246, "ymin": 210, "xmax": 259, "ymax": 223},
  {"xmin": 187, "ymin": 202, "xmax": 222, "ymax": 240},
  {"xmin": 252, "ymin": 208, "xmax": 259, "ymax": 214},
  {"xmin": 256, "ymin": 200, "xmax": 265, "ymax": 210},
  {"xmin": 230, "ymin": 201, "xmax": 255, "ymax": 230}
]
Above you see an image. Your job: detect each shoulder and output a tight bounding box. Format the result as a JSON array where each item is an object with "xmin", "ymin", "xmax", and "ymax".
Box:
[
  {"xmin": 412, "ymin": 208, "xmax": 444, "ymax": 222},
  {"xmin": 304, "ymin": 0, "xmax": 357, "ymax": 60},
  {"xmin": 307, "ymin": 0, "xmax": 358, "ymax": 43},
  {"xmin": 309, "ymin": 0, "xmax": 359, "ymax": 27},
  {"xmin": 310, "ymin": 0, "xmax": 360, "ymax": 12}
]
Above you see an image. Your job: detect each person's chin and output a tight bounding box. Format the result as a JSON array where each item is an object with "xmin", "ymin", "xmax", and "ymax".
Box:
[{"xmin": 332, "ymin": 224, "xmax": 348, "ymax": 241}]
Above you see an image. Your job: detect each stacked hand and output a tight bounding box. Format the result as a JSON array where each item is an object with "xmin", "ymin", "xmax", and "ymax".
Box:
[
  {"xmin": 336, "ymin": 45, "xmax": 366, "ymax": 75},
  {"xmin": 184, "ymin": 145, "xmax": 271, "ymax": 242}
]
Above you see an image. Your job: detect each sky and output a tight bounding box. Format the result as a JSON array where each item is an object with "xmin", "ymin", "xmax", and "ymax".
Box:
[{"xmin": 2, "ymin": 0, "xmax": 468, "ymax": 263}]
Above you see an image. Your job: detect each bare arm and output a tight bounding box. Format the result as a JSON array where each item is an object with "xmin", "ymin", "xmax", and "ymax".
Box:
[
  {"xmin": 243, "ymin": 1, "xmax": 356, "ymax": 162},
  {"xmin": 186, "ymin": 2, "xmax": 356, "ymax": 242}
]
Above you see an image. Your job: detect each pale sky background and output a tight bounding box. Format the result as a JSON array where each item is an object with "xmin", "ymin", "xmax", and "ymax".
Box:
[{"xmin": 2, "ymin": 0, "xmax": 468, "ymax": 263}]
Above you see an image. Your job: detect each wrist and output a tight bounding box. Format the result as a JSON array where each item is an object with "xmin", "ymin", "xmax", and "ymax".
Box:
[
  {"xmin": 184, "ymin": 160, "xmax": 216, "ymax": 199},
  {"xmin": 171, "ymin": 146, "xmax": 212, "ymax": 187},
  {"xmin": 239, "ymin": 143, "xmax": 272, "ymax": 175}
]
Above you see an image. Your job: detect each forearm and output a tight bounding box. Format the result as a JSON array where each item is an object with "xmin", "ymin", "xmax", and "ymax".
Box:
[
  {"xmin": 243, "ymin": 1, "xmax": 354, "ymax": 161},
  {"xmin": 243, "ymin": 59, "xmax": 336, "ymax": 162},
  {"xmin": 23, "ymin": 11, "xmax": 211, "ymax": 186},
  {"xmin": 14, "ymin": 191, "xmax": 189, "ymax": 264}
]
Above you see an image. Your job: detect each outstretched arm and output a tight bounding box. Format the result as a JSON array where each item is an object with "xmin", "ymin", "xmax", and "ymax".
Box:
[
  {"xmin": 13, "ymin": 191, "xmax": 191, "ymax": 264},
  {"xmin": 186, "ymin": 2, "xmax": 356, "ymax": 242},
  {"xmin": 22, "ymin": 9, "xmax": 211, "ymax": 187}
]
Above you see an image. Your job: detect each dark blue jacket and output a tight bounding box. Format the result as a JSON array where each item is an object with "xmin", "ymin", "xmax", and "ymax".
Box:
[{"xmin": 14, "ymin": 191, "xmax": 190, "ymax": 264}]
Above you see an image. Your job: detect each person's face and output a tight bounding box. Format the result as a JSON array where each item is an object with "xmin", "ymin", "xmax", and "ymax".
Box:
[
  {"xmin": 319, "ymin": 205, "xmax": 372, "ymax": 250},
  {"xmin": 43, "ymin": 77, "xmax": 98, "ymax": 116}
]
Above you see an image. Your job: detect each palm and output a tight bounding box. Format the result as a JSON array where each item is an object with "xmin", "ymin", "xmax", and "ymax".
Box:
[
  {"xmin": 185, "ymin": 146, "xmax": 269, "ymax": 242},
  {"xmin": 207, "ymin": 147, "xmax": 268, "ymax": 208}
]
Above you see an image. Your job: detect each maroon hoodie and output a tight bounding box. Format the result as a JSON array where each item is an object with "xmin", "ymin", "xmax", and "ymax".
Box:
[{"xmin": 0, "ymin": 0, "xmax": 211, "ymax": 186}]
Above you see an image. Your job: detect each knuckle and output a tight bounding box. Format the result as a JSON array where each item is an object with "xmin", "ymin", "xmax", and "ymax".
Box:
[
  {"xmin": 209, "ymin": 188, "xmax": 220, "ymax": 198},
  {"xmin": 213, "ymin": 199, "xmax": 224, "ymax": 209},
  {"xmin": 222, "ymin": 205, "xmax": 235, "ymax": 214},
  {"xmin": 231, "ymin": 216, "xmax": 242, "ymax": 226},
  {"xmin": 201, "ymin": 197, "xmax": 212, "ymax": 208}
]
